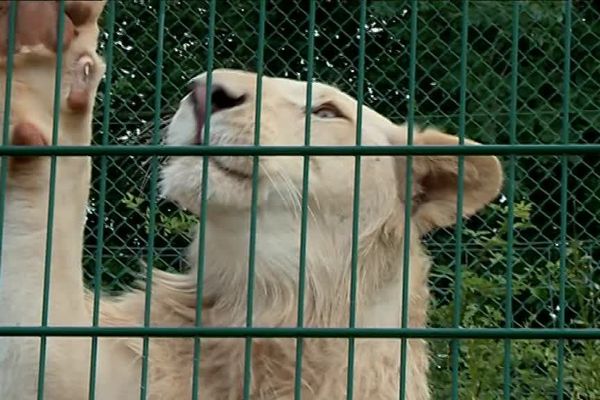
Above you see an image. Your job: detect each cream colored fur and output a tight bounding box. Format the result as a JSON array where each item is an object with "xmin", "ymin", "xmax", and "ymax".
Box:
[
  {"xmin": 0, "ymin": 15, "xmax": 503, "ymax": 399},
  {"xmin": 0, "ymin": 2, "xmax": 136, "ymax": 399},
  {"xmin": 151, "ymin": 70, "xmax": 503, "ymax": 399}
]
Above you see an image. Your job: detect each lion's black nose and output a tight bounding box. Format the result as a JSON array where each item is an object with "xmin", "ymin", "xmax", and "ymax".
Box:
[
  {"xmin": 188, "ymin": 82, "xmax": 246, "ymax": 114},
  {"xmin": 211, "ymin": 85, "xmax": 247, "ymax": 111},
  {"xmin": 188, "ymin": 82, "xmax": 248, "ymax": 144}
]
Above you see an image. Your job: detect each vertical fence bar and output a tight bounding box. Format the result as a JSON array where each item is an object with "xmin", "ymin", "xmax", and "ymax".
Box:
[
  {"xmin": 190, "ymin": 0, "xmax": 217, "ymax": 397},
  {"xmin": 88, "ymin": 2, "xmax": 117, "ymax": 399},
  {"xmin": 293, "ymin": 1, "xmax": 317, "ymax": 399},
  {"xmin": 242, "ymin": 0, "xmax": 267, "ymax": 398},
  {"xmin": 557, "ymin": 1, "xmax": 572, "ymax": 398},
  {"xmin": 346, "ymin": 1, "xmax": 367, "ymax": 399},
  {"xmin": 0, "ymin": 0, "xmax": 18, "ymax": 279},
  {"xmin": 37, "ymin": 1, "xmax": 67, "ymax": 397},
  {"xmin": 503, "ymin": 2, "xmax": 519, "ymax": 399},
  {"xmin": 140, "ymin": 1, "xmax": 166, "ymax": 398},
  {"xmin": 399, "ymin": 0, "xmax": 418, "ymax": 398},
  {"xmin": 450, "ymin": 1, "xmax": 469, "ymax": 398}
]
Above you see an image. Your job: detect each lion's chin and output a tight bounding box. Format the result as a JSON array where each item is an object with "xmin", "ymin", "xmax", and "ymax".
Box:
[{"xmin": 161, "ymin": 157, "xmax": 264, "ymax": 215}]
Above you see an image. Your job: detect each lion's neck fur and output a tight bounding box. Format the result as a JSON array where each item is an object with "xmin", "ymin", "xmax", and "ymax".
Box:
[
  {"xmin": 123, "ymin": 204, "xmax": 432, "ymax": 398},
  {"xmin": 172, "ymin": 203, "xmax": 427, "ymax": 330}
]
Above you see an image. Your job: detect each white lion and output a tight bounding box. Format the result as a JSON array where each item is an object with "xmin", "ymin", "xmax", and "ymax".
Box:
[{"xmin": 0, "ymin": 5, "xmax": 503, "ymax": 399}]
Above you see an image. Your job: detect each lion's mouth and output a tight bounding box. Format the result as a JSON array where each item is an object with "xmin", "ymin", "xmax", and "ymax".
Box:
[
  {"xmin": 187, "ymin": 83, "xmax": 252, "ymax": 180},
  {"xmin": 210, "ymin": 158, "xmax": 253, "ymax": 181}
]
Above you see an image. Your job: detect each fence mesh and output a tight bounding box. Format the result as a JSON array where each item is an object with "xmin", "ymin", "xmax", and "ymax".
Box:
[{"xmin": 45, "ymin": 0, "xmax": 599, "ymax": 398}]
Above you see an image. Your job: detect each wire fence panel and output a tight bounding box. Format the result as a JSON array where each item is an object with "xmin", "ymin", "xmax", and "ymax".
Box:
[
  {"xmin": 82, "ymin": 1, "xmax": 600, "ymax": 398},
  {"xmin": 0, "ymin": 0, "xmax": 597, "ymax": 399}
]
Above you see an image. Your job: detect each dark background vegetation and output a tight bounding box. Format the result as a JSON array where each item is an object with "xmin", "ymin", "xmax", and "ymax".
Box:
[{"xmin": 83, "ymin": 1, "xmax": 599, "ymax": 398}]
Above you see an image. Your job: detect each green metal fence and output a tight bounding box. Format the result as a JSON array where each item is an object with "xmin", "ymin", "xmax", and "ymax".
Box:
[{"xmin": 0, "ymin": 0, "xmax": 599, "ymax": 399}]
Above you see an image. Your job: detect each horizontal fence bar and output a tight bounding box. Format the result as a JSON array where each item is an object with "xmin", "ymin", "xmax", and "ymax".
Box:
[
  {"xmin": 0, "ymin": 327, "xmax": 598, "ymax": 340},
  {"xmin": 0, "ymin": 144, "xmax": 597, "ymax": 157}
]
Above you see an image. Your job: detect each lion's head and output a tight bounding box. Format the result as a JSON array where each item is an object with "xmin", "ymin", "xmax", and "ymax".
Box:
[{"xmin": 162, "ymin": 69, "xmax": 502, "ymax": 238}]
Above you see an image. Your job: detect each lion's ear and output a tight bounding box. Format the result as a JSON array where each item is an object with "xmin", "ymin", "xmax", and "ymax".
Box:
[{"xmin": 396, "ymin": 127, "xmax": 503, "ymax": 234}]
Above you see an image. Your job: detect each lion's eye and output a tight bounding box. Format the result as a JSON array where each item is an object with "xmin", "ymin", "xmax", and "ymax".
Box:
[{"xmin": 312, "ymin": 103, "xmax": 343, "ymax": 119}]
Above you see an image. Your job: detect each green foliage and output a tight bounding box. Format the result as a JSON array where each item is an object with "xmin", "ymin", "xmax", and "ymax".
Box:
[
  {"xmin": 429, "ymin": 199, "xmax": 599, "ymax": 399},
  {"xmin": 121, "ymin": 193, "xmax": 197, "ymax": 235},
  {"xmin": 84, "ymin": 0, "xmax": 600, "ymax": 397}
]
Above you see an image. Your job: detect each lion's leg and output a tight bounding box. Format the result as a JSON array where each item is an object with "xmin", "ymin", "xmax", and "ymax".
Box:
[{"xmin": 0, "ymin": 2, "xmax": 106, "ymax": 399}]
